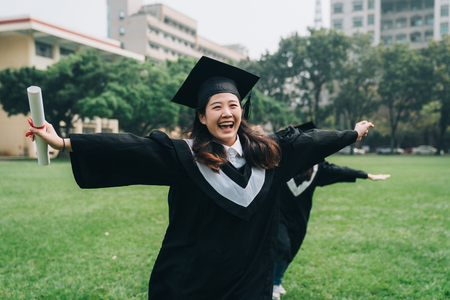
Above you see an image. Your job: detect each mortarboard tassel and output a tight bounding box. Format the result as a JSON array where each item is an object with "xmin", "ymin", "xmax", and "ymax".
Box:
[{"xmin": 243, "ymin": 90, "xmax": 252, "ymax": 121}]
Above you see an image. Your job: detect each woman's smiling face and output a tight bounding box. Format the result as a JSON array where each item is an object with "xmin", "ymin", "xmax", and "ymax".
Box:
[{"xmin": 198, "ymin": 93, "xmax": 243, "ymax": 147}]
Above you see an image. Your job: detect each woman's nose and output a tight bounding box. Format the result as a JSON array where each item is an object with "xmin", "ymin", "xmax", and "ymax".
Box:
[{"xmin": 221, "ymin": 108, "xmax": 232, "ymax": 117}]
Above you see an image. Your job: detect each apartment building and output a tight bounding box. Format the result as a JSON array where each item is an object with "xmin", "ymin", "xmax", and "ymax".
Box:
[
  {"xmin": 330, "ymin": 0, "xmax": 449, "ymax": 48},
  {"xmin": 107, "ymin": 0, "xmax": 247, "ymax": 63},
  {"xmin": 0, "ymin": 15, "xmax": 144, "ymax": 158}
]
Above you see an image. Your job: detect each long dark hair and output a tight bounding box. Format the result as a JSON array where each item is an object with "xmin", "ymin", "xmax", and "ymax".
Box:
[{"xmin": 183, "ymin": 99, "xmax": 281, "ymax": 172}]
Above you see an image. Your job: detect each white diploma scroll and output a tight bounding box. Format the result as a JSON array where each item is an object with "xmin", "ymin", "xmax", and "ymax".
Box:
[{"xmin": 27, "ymin": 86, "xmax": 50, "ymax": 166}]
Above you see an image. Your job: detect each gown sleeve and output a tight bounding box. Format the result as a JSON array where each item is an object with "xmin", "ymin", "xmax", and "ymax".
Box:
[
  {"xmin": 315, "ymin": 161, "xmax": 368, "ymax": 187},
  {"xmin": 69, "ymin": 130, "xmax": 183, "ymax": 188},
  {"xmin": 274, "ymin": 126, "xmax": 358, "ymax": 181}
]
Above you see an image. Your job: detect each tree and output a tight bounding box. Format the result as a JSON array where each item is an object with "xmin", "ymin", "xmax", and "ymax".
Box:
[
  {"xmin": 334, "ymin": 33, "xmax": 381, "ymax": 153},
  {"xmin": 0, "ymin": 67, "xmax": 46, "ymax": 116},
  {"xmin": 0, "ymin": 50, "xmax": 109, "ymax": 137},
  {"xmin": 166, "ymin": 58, "xmax": 198, "ymax": 131},
  {"xmin": 44, "ymin": 50, "xmax": 110, "ymax": 137},
  {"xmin": 79, "ymin": 57, "xmax": 186, "ymax": 136},
  {"xmin": 275, "ymin": 28, "xmax": 351, "ymax": 127},
  {"xmin": 423, "ymin": 35, "xmax": 450, "ymax": 154},
  {"xmin": 378, "ymin": 42, "xmax": 434, "ymax": 151},
  {"xmin": 246, "ymin": 89, "xmax": 292, "ymax": 132},
  {"xmin": 238, "ymin": 54, "xmax": 292, "ymax": 105}
]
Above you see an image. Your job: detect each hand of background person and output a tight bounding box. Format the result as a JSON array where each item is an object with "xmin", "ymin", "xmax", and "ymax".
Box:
[
  {"xmin": 367, "ymin": 174, "xmax": 391, "ymax": 181},
  {"xmin": 27, "ymin": 121, "xmax": 70, "ymax": 151},
  {"xmin": 354, "ymin": 121, "xmax": 374, "ymax": 142}
]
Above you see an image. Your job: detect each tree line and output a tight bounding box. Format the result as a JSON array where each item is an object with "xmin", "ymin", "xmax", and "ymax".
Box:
[
  {"xmin": 239, "ymin": 28, "xmax": 450, "ymax": 154},
  {"xmin": 0, "ymin": 28, "xmax": 449, "ymax": 153}
]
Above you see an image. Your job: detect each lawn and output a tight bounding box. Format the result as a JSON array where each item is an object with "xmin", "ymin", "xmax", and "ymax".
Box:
[{"xmin": 0, "ymin": 155, "xmax": 449, "ymax": 299}]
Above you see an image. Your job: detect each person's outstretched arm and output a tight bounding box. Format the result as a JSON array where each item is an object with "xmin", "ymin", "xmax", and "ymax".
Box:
[
  {"xmin": 316, "ymin": 161, "xmax": 390, "ymax": 187},
  {"xmin": 275, "ymin": 120, "xmax": 374, "ymax": 182}
]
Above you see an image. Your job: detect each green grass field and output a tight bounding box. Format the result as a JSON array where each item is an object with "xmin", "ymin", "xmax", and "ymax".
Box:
[{"xmin": 0, "ymin": 155, "xmax": 449, "ymax": 299}]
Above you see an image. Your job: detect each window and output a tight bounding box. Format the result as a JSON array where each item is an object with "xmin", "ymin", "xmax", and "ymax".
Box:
[
  {"xmin": 60, "ymin": 47, "xmax": 74, "ymax": 57},
  {"xmin": 411, "ymin": 0, "xmax": 422, "ymax": 10},
  {"xmin": 83, "ymin": 127, "xmax": 95, "ymax": 134},
  {"xmin": 368, "ymin": 14, "xmax": 375, "ymax": 25},
  {"xmin": 410, "ymin": 32, "xmax": 422, "ymax": 42},
  {"xmin": 382, "ymin": 2, "xmax": 394, "ymax": 14},
  {"xmin": 333, "ymin": 19, "xmax": 343, "ymax": 29},
  {"xmin": 120, "ymin": 42, "xmax": 125, "ymax": 49},
  {"xmin": 381, "ymin": 35, "xmax": 393, "ymax": 45},
  {"xmin": 396, "ymin": 1, "xmax": 408, "ymax": 12},
  {"xmin": 396, "ymin": 18, "xmax": 407, "ymax": 28},
  {"xmin": 149, "ymin": 26, "xmax": 159, "ymax": 35},
  {"xmin": 425, "ymin": 14, "xmax": 434, "ymax": 25},
  {"xmin": 333, "ymin": 3, "xmax": 343, "ymax": 13},
  {"xmin": 425, "ymin": 0, "xmax": 434, "ymax": 8},
  {"xmin": 353, "ymin": 1, "xmax": 363, "ymax": 11},
  {"xmin": 368, "ymin": 0, "xmax": 375, "ymax": 9},
  {"xmin": 411, "ymin": 16, "xmax": 422, "ymax": 26},
  {"xmin": 396, "ymin": 34, "xmax": 407, "ymax": 43},
  {"xmin": 411, "ymin": 16, "xmax": 422, "ymax": 27},
  {"xmin": 440, "ymin": 23, "xmax": 448, "ymax": 35},
  {"xmin": 368, "ymin": 31, "xmax": 374, "ymax": 42},
  {"xmin": 441, "ymin": 5, "xmax": 449, "ymax": 16},
  {"xmin": 149, "ymin": 42, "xmax": 159, "ymax": 50},
  {"xmin": 382, "ymin": 19, "xmax": 393, "ymax": 30},
  {"xmin": 425, "ymin": 30, "xmax": 434, "ymax": 41},
  {"xmin": 119, "ymin": 26, "xmax": 125, "ymax": 35},
  {"xmin": 119, "ymin": 10, "xmax": 125, "ymax": 19},
  {"xmin": 353, "ymin": 16, "xmax": 363, "ymax": 27},
  {"xmin": 35, "ymin": 42, "xmax": 52, "ymax": 58}
]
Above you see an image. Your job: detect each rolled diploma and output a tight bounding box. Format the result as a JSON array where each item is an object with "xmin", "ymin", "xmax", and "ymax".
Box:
[{"xmin": 27, "ymin": 86, "xmax": 50, "ymax": 166}]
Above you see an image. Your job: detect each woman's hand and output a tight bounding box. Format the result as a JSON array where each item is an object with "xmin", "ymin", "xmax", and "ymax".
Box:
[
  {"xmin": 354, "ymin": 121, "xmax": 374, "ymax": 142},
  {"xmin": 368, "ymin": 174, "xmax": 391, "ymax": 181},
  {"xmin": 27, "ymin": 121, "xmax": 66, "ymax": 151}
]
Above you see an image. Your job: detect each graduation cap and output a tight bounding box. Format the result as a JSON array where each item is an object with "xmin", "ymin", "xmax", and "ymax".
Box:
[
  {"xmin": 171, "ymin": 56, "xmax": 260, "ymax": 115},
  {"xmin": 294, "ymin": 121, "xmax": 316, "ymax": 132}
]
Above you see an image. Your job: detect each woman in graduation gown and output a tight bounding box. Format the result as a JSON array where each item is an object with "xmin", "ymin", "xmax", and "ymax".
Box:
[{"xmin": 28, "ymin": 56, "xmax": 373, "ymax": 300}]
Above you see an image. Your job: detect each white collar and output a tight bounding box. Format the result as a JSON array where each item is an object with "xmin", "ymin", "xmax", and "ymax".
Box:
[{"xmin": 220, "ymin": 136, "xmax": 243, "ymax": 157}]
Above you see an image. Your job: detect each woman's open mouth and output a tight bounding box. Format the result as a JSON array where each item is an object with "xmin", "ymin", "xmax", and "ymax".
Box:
[{"xmin": 219, "ymin": 122, "xmax": 234, "ymax": 130}]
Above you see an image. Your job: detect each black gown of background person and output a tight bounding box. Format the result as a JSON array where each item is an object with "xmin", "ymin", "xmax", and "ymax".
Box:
[
  {"xmin": 276, "ymin": 161, "xmax": 368, "ymax": 269},
  {"xmin": 69, "ymin": 128, "xmax": 358, "ymax": 300}
]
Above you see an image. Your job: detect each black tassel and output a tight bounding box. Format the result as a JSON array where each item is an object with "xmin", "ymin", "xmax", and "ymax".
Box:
[{"xmin": 243, "ymin": 90, "xmax": 252, "ymax": 121}]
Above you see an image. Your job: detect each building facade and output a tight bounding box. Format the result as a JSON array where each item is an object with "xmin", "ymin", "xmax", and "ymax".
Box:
[
  {"xmin": 330, "ymin": 0, "xmax": 449, "ymax": 48},
  {"xmin": 0, "ymin": 15, "xmax": 145, "ymax": 158},
  {"xmin": 107, "ymin": 0, "xmax": 247, "ymax": 62}
]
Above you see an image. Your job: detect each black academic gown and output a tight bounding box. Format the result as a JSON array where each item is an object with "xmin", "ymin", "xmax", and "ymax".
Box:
[
  {"xmin": 69, "ymin": 127, "xmax": 357, "ymax": 300},
  {"xmin": 276, "ymin": 161, "xmax": 368, "ymax": 263}
]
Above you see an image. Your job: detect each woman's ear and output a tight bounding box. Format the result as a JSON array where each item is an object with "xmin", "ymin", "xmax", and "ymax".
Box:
[{"xmin": 198, "ymin": 112, "xmax": 206, "ymax": 125}]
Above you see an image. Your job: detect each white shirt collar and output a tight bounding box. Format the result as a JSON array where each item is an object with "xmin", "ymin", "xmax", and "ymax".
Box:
[{"xmin": 221, "ymin": 136, "xmax": 243, "ymax": 157}]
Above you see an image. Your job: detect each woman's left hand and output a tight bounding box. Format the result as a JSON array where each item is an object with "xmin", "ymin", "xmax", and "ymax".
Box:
[
  {"xmin": 368, "ymin": 174, "xmax": 391, "ymax": 181},
  {"xmin": 354, "ymin": 121, "xmax": 374, "ymax": 142}
]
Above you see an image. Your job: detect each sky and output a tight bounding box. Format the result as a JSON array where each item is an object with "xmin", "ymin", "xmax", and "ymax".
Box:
[{"xmin": 0, "ymin": 0, "xmax": 330, "ymax": 59}]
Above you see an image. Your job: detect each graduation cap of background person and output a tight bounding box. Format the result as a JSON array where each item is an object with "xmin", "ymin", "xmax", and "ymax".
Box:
[
  {"xmin": 171, "ymin": 56, "xmax": 260, "ymax": 117},
  {"xmin": 294, "ymin": 121, "xmax": 316, "ymax": 132}
]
